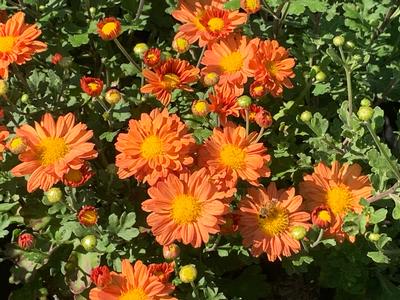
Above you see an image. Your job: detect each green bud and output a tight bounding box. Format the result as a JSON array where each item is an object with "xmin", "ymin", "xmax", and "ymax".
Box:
[
  {"xmin": 300, "ymin": 111, "xmax": 312, "ymax": 123},
  {"xmin": 45, "ymin": 187, "xmax": 63, "ymax": 204},
  {"xmin": 81, "ymin": 235, "xmax": 97, "ymax": 251},
  {"xmin": 20, "ymin": 94, "xmax": 30, "ymax": 103},
  {"xmin": 360, "ymin": 98, "xmax": 371, "ymax": 107},
  {"xmin": 89, "ymin": 7, "xmax": 96, "ymax": 15},
  {"xmin": 333, "ymin": 35, "xmax": 345, "ymax": 47},
  {"xmin": 368, "ymin": 232, "xmax": 380, "ymax": 242},
  {"xmin": 290, "ymin": 226, "xmax": 307, "ymax": 240},
  {"xmin": 315, "ymin": 71, "xmax": 327, "ymax": 82},
  {"xmin": 237, "ymin": 95, "xmax": 252, "ymax": 108},
  {"xmin": 357, "ymin": 106, "xmax": 374, "ymax": 121},
  {"xmin": 345, "ymin": 41, "xmax": 355, "ymax": 49}
]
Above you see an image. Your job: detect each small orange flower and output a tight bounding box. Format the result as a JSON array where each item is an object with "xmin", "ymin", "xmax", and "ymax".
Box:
[
  {"xmin": 90, "ymin": 266, "xmax": 111, "ymax": 287},
  {"xmin": 311, "ymin": 205, "xmax": 333, "ymax": 229},
  {"xmin": 18, "ymin": 233, "xmax": 35, "ymax": 250},
  {"xmin": 78, "ymin": 205, "xmax": 98, "ymax": 227},
  {"xmin": 238, "ymin": 183, "xmax": 310, "ymax": 261},
  {"xmin": 51, "ymin": 53, "xmax": 63, "ymax": 65},
  {"xmin": 199, "ymin": 122, "xmax": 270, "ymax": 189},
  {"xmin": 89, "ymin": 259, "xmax": 176, "ymax": 300},
  {"xmin": 209, "ymin": 89, "xmax": 241, "ymax": 125},
  {"xmin": 148, "ymin": 262, "xmax": 175, "ymax": 283},
  {"xmin": 63, "ymin": 163, "xmax": 93, "ymax": 187},
  {"xmin": 141, "ymin": 58, "xmax": 199, "ymax": 106},
  {"xmin": 7, "ymin": 136, "xmax": 27, "ymax": 154},
  {"xmin": 0, "ymin": 128, "xmax": 9, "ymax": 161},
  {"xmin": 240, "ymin": 104, "xmax": 263, "ymax": 122},
  {"xmin": 249, "ymin": 81, "xmax": 267, "ymax": 98},
  {"xmin": 115, "ymin": 108, "xmax": 196, "ymax": 186},
  {"xmin": 255, "ymin": 109, "xmax": 273, "ymax": 128},
  {"xmin": 299, "ymin": 161, "xmax": 373, "ymax": 241},
  {"xmin": 97, "ymin": 17, "xmax": 121, "ymax": 40},
  {"xmin": 240, "ymin": 0, "xmax": 261, "ymax": 14},
  {"xmin": 142, "ymin": 168, "xmax": 229, "ymax": 247},
  {"xmin": 0, "ymin": 12, "xmax": 47, "ymax": 79},
  {"xmin": 192, "ymin": 99, "xmax": 209, "ymax": 117},
  {"xmin": 202, "ymin": 72, "xmax": 219, "ymax": 87},
  {"xmin": 143, "ymin": 48, "xmax": 162, "ymax": 68},
  {"xmin": 80, "ymin": 76, "xmax": 104, "ymax": 97},
  {"xmin": 11, "ymin": 113, "xmax": 98, "ymax": 192}
]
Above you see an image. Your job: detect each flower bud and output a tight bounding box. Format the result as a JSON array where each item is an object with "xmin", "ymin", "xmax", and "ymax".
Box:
[
  {"xmin": 290, "ymin": 226, "xmax": 307, "ymax": 240},
  {"xmin": 133, "ymin": 43, "xmax": 149, "ymax": 58},
  {"xmin": 143, "ymin": 48, "xmax": 162, "ymax": 68},
  {"xmin": 179, "ymin": 264, "xmax": 197, "ymax": 283},
  {"xmin": 20, "ymin": 93, "xmax": 29, "ymax": 103},
  {"xmin": 0, "ymin": 80, "xmax": 8, "ymax": 97},
  {"xmin": 315, "ymin": 71, "xmax": 327, "ymax": 82},
  {"xmin": 91, "ymin": 266, "xmax": 112, "ymax": 287},
  {"xmin": 45, "ymin": 187, "xmax": 63, "ymax": 204},
  {"xmin": 345, "ymin": 41, "xmax": 355, "ymax": 49},
  {"xmin": 357, "ymin": 106, "xmax": 374, "ymax": 121},
  {"xmin": 237, "ymin": 95, "xmax": 252, "ymax": 108},
  {"xmin": 202, "ymin": 72, "xmax": 219, "ymax": 87},
  {"xmin": 191, "ymin": 100, "xmax": 209, "ymax": 117},
  {"xmin": 105, "ymin": 89, "xmax": 122, "ymax": 105},
  {"xmin": 81, "ymin": 234, "xmax": 97, "ymax": 251},
  {"xmin": 368, "ymin": 232, "xmax": 380, "ymax": 242},
  {"xmin": 300, "ymin": 111, "xmax": 312, "ymax": 123},
  {"xmin": 255, "ymin": 110, "xmax": 273, "ymax": 128},
  {"xmin": 172, "ymin": 36, "xmax": 190, "ymax": 54},
  {"xmin": 18, "ymin": 233, "xmax": 35, "ymax": 250},
  {"xmin": 7, "ymin": 136, "xmax": 27, "ymax": 154},
  {"xmin": 163, "ymin": 243, "xmax": 181, "ymax": 261},
  {"xmin": 89, "ymin": 7, "xmax": 96, "ymax": 15},
  {"xmin": 77, "ymin": 206, "xmax": 98, "ymax": 227},
  {"xmin": 311, "ymin": 65, "xmax": 321, "ymax": 74},
  {"xmin": 311, "ymin": 205, "xmax": 333, "ymax": 229},
  {"xmin": 360, "ymin": 98, "xmax": 371, "ymax": 107},
  {"xmin": 51, "ymin": 53, "xmax": 63, "ymax": 65},
  {"xmin": 333, "ymin": 35, "xmax": 345, "ymax": 47}
]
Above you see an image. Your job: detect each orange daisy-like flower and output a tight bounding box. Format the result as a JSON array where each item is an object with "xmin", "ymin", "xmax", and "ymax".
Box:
[
  {"xmin": 80, "ymin": 76, "xmax": 104, "ymax": 97},
  {"xmin": 63, "ymin": 163, "xmax": 93, "ymax": 187},
  {"xmin": 89, "ymin": 259, "xmax": 176, "ymax": 300},
  {"xmin": 201, "ymin": 34, "xmax": 257, "ymax": 96},
  {"xmin": 209, "ymin": 89, "xmax": 241, "ymax": 125},
  {"xmin": 142, "ymin": 168, "xmax": 229, "ymax": 247},
  {"xmin": 299, "ymin": 161, "xmax": 373, "ymax": 241},
  {"xmin": 141, "ymin": 58, "xmax": 199, "ymax": 106},
  {"xmin": 97, "ymin": 17, "xmax": 121, "ymax": 40},
  {"xmin": 249, "ymin": 39, "xmax": 296, "ymax": 97},
  {"xmin": 0, "ymin": 12, "xmax": 47, "ymax": 79},
  {"xmin": 198, "ymin": 122, "xmax": 270, "ymax": 189},
  {"xmin": 143, "ymin": 48, "xmax": 162, "ymax": 68},
  {"xmin": 115, "ymin": 108, "xmax": 196, "ymax": 186},
  {"xmin": 238, "ymin": 183, "xmax": 310, "ymax": 261},
  {"xmin": 240, "ymin": 0, "xmax": 261, "ymax": 14},
  {"xmin": 0, "ymin": 127, "xmax": 9, "ymax": 161},
  {"xmin": 10, "ymin": 113, "xmax": 98, "ymax": 192}
]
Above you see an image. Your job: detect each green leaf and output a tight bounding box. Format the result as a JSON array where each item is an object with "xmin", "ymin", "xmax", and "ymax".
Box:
[
  {"xmin": 0, "ymin": 202, "xmax": 18, "ymax": 212},
  {"xmin": 68, "ymin": 33, "xmax": 89, "ymax": 47},
  {"xmin": 391, "ymin": 194, "xmax": 400, "ymax": 220},
  {"xmin": 326, "ymin": 47, "xmax": 343, "ymax": 66},
  {"xmin": 224, "ymin": 0, "xmax": 240, "ymax": 10},
  {"xmin": 367, "ymin": 251, "xmax": 390, "ymax": 264},
  {"xmin": 117, "ymin": 228, "xmax": 139, "ymax": 241},
  {"xmin": 370, "ymin": 208, "xmax": 387, "ymax": 224}
]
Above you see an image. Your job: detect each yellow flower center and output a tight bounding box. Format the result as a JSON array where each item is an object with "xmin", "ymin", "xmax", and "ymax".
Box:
[
  {"xmin": 0, "ymin": 36, "xmax": 16, "ymax": 53},
  {"xmin": 101, "ymin": 22, "xmax": 118, "ymax": 35},
  {"xmin": 258, "ymin": 206, "xmax": 289, "ymax": 237},
  {"xmin": 245, "ymin": 0, "xmax": 259, "ymax": 9},
  {"xmin": 207, "ymin": 17, "xmax": 225, "ymax": 32},
  {"xmin": 88, "ymin": 82, "xmax": 100, "ymax": 91},
  {"xmin": 194, "ymin": 101, "xmax": 207, "ymax": 113},
  {"xmin": 162, "ymin": 73, "xmax": 180, "ymax": 91},
  {"xmin": 219, "ymin": 144, "xmax": 246, "ymax": 170},
  {"xmin": 64, "ymin": 169, "xmax": 83, "ymax": 182},
  {"xmin": 326, "ymin": 186, "xmax": 354, "ymax": 215},
  {"xmin": 140, "ymin": 135, "xmax": 163, "ymax": 159},
  {"xmin": 38, "ymin": 137, "xmax": 69, "ymax": 166},
  {"xmin": 253, "ymin": 85, "xmax": 264, "ymax": 93},
  {"xmin": 219, "ymin": 52, "xmax": 244, "ymax": 73},
  {"xmin": 318, "ymin": 210, "xmax": 331, "ymax": 222},
  {"xmin": 171, "ymin": 194, "xmax": 202, "ymax": 224},
  {"xmin": 119, "ymin": 288, "xmax": 148, "ymax": 300},
  {"xmin": 265, "ymin": 61, "xmax": 278, "ymax": 76}
]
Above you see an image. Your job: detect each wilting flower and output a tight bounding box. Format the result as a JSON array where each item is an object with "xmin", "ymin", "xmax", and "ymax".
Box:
[
  {"xmin": 141, "ymin": 58, "xmax": 199, "ymax": 106},
  {"xmin": 209, "ymin": 89, "xmax": 241, "ymax": 124},
  {"xmin": 241, "ymin": 0, "xmax": 261, "ymax": 14},
  {"xmin": 0, "ymin": 12, "xmax": 47, "ymax": 78},
  {"xmin": 90, "ymin": 266, "xmax": 111, "ymax": 287},
  {"xmin": 11, "ymin": 113, "xmax": 98, "ymax": 192},
  {"xmin": 78, "ymin": 205, "xmax": 98, "ymax": 227},
  {"xmin": 7, "ymin": 136, "xmax": 27, "ymax": 154},
  {"xmin": 97, "ymin": 17, "xmax": 121, "ymax": 40},
  {"xmin": 311, "ymin": 205, "xmax": 333, "ymax": 229},
  {"xmin": 63, "ymin": 163, "xmax": 93, "ymax": 187},
  {"xmin": 299, "ymin": 161, "xmax": 372, "ymax": 241},
  {"xmin": 250, "ymin": 39, "xmax": 296, "ymax": 97},
  {"xmin": 115, "ymin": 108, "xmax": 196, "ymax": 186},
  {"xmin": 143, "ymin": 48, "xmax": 162, "ymax": 68},
  {"xmin": 89, "ymin": 259, "xmax": 176, "ymax": 300},
  {"xmin": 238, "ymin": 183, "xmax": 310, "ymax": 261},
  {"xmin": 249, "ymin": 81, "xmax": 267, "ymax": 98},
  {"xmin": 18, "ymin": 233, "xmax": 35, "ymax": 250},
  {"xmin": 148, "ymin": 262, "xmax": 175, "ymax": 283},
  {"xmin": 201, "ymin": 34, "xmax": 257, "ymax": 96},
  {"xmin": 0, "ymin": 127, "xmax": 9, "ymax": 161},
  {"xmin": 192, "ymin": 99, "xmax": 209, "ymax": 117},
  {"xmin": 198, "ymin": 122, "xmax": 270, "ymax": 189},
  {"xmin": 80, "ymin": 76, "xmax": 104, "ymax": 97},
  {"xmin": 51, "ymin": 53, "xmax": 63, "ymax": 65},
  {"xmin": 142, "ymin": 168, "xmax": 229, "ymax": 247}
]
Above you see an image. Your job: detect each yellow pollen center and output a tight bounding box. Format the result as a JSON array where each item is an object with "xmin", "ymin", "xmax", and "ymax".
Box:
[
  {"xmin": 101, "ymin": 22, "xmax": 118, "ymax": 35},
  {"xmin": 0, "ymin": 36, "xmax": 16, "ymax": 53},
  {"xmin": 65, "ymin": 169, "xmax": 83, "ymax": 182},
  {"xmin": 171, "ymin": 194, "xmax": 202, "ymax": 224},
  {"xmin": 88, "ymin": 82, "xmax": 99, "ymax": 91},
  {"xmin": 207, "ymin": 17, "xmax": 225, "ymax": 32},
  {"xmin": 245, "ymin": 0, "xmax": 258, "ymax": 9},
  {"xmin": 258, "ymin": 206, "xmax": 289, "ymax": 237},
  {"xmin": 140, "ymin": 135, "xmax": 163, "ymax": 159},
  {"xmin": 219, "ymin": 144, "xmax": 246, "ymax": 170},
  {"xmin": 253, "ymin": 86, "xmax": 264, "ymax": 93},
  {"xmin": 118, "ymin": 288, "xmax": 148, "ymax": 300},
  {"xmin": 219, "ymin": 52, "xmax": 244, "ymax": 73},
  {"xmin": 326, "ymin": 186, "xmax": 354, "ymax": 215},
  {"xmin": 162, "ymin": 73, "xmax": 180, "ymax": 91},
  {"xmin": 318, "ymin": 210, "xmax": 331, "ymax": 222},
  {"xmin": 146, "ymin": 53, "xmax": 157, "ymax": 60},
  {"xmin": 38, "ymin": 137, "xmax": 69, "ymax": 166},
  {"xmin": 265, "ymin": 61, "xmax": 278, "ymax": 76}
]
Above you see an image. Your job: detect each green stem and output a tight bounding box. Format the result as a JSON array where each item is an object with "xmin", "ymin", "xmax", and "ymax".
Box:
[
  {"xmin": 196, "ymin": 47, "xmax": 206, "ymax": 68},
  {"xmin": 245, "ymin": 109, "xmax": 250, "ymax": 136},
  {"xmin": 190, "ymin": 281, "xmax": 202, "ymax": 299},
  {"xmin": 365, "ymin": 122, "xmax": 400, "ymax": 180},
  {"xmin": 114, "ymin": 39, "xmax": 141, "ymax": 70},
  {"xmin": 338, "ymin": 46, "xmax": 353, "ymax": 127},
  {"xmin": 310, "ymin": 229, "xmax": 324, "ymax": 248}
]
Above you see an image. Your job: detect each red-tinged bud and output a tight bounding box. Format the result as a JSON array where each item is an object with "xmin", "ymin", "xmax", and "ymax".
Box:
[
  {"xmin": 18, "ymin": 233, "xmax": 35, "ymax": 250},
  {"xmin": 172, "ymin": 36, "xmax": 190, "ymax": 54},
  {"xmin": 77, "ymin": 205, "xmax": 98, "ymax": 227},
  {"xmin": 240, "ymin": 0, "xmax": 261, "ymax": 14},
  {"xmin": 249, "ymin": 81, "xmax": 267, "ymax": 99},
  {"xmin": 91, "ymin": 266, "xmax": 112, "ymax": 287},
  {"xmin": 162, "ymin": 243, "xmax": 180, "ymax": 261},
  {"xmin": 311, "ymin": 205, "xmax": 333, "ymax": 229},
  {"xmin": 143, "ymin": 48, "xmax": 162, "ymax": 68},
  {"xmin": 255, "ymin": 109, "xmax": 273, "ymax": 128},
  {"xmin": 105, "ymin": 89, "xmax": 122, "ymax": 105},
  {"xmin": 202, "ymin": 72, "xmax": 219, "ymax": 87},
  {"xmin": 51, "ymin": 53, "xmax": 63, "ymax": 65},
  {"xmin": 7, "ymin": 136, "xmax": 27, "ymax": 154}
]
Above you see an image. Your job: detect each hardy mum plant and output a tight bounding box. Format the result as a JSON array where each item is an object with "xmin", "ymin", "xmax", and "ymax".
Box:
[{"xmin": 1, "ymin": 0, "xmax": 400, "ymax": 299}]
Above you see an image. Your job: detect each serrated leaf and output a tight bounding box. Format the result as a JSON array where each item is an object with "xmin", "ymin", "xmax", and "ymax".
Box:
[
  {"xmin": 68, "ymin": 33, "xmax": 89, "ymax": 47},
  {"xmin": 117, "ymin": 228, "xmax": 139, "ymax": 241},
  {"xmin": 367, "ymin": 251, "xmax": 390, "ymax": 264},
  {"xmin": 370, "ymin": 208, "xmax": 387, "ymax": 224}
]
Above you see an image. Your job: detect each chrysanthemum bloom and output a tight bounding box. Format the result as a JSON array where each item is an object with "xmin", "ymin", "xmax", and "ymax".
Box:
[
  {"xmin": 141, "ymin": 58, "xmax": 199, "ymax": 106},
  {"xmin": 192, "ymin": 99, "xmax": 209, "ymax": 117},
  {"xmin": 198, "ymin": 122, "xmax": 271, "ymax": 189},
  {"xmin": 238, "ymin": 183, "xmax": 310, "ymax": 261},
  {"xmin": 115, "ymin": 108, "xmax": 196, "ymax": 185},
  {"xmin": 90, "ymin": 266, "xmax": 111, "ymax": 288},
  {"xmin": 18, "ymin": 233, "xmax": 35, "ymax": 250},
  {"xmin": 51, "ymin": 53, "xmax": 63, "ymax": 65},
  {"xmin": 143, "ymin": 48, "xmax": 162, "ymax": 68},
  {"xmin": 78, "ymin": 205, "xmax": 98, "ymax": 227},
  {"xmin": 97, "ymin": 17, "xmax": 121, "ymax": 40},
  {"xmin": 63, "ymin": 163, "xmax": 93, "ymax": 187},
  {"xmin": 249, "ymin": 39, "xmax": 296, "ymax": 97},
  {"xmin": 89, "ymin": 259, "xmax": 176, "ymax": 300},
  {"xmin": 209, "ymin": 90, "xmax": 241, "ymax": 125},
  {"xmin": 249, "ymin": 81, "xmax": 267, "ymax": 98},
  {"xmin": 148, "ymin": 262, "xmax": 175, "ymax": 283},
  {"xmin": 0, "ymin": 12, "xmax": 47, "ymax": 79},
  {"xmin": 172, "ymin": 35, "xmax": 190, "ymax": 53},
  {"xmin": 299, "ymin": 161, "xmax": 372, "ymax": 240},
  {"xmin": 80, "ymin": 76, "xmax": 104, "ymax": 97},
  {"xmin": 311, "ymin": 205, "xmax": 333, "ymax": 229},
  {"xmin": 201, "ymin": 34, "xmax": 257, "ymax": 96},
  {"xmin": 255, "ymin": 109, "xmax": 273, "ymax": 128},
  {"xmin": 240, "ymin": 0, "xmax": 261, "ymax": 14},
  {"xmin": 7, "ymin": 136, "xmax": 27, "ymax": 154},
  {"xmin": 11, "ymin": 113, "xmax": 98, "ymax": 192},
  {"xmin": 142, "ymin": 168, "xmax": 229, "ymax": 247},
  {"xmin": 0, "ymin": 128, "xmax": 9, "ymax": 161}
]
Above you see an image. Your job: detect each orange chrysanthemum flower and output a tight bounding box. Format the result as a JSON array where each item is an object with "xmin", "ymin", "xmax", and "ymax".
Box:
[
  {"xmin": 209, "ymin": 89, "xmax": 241, "ymax": 125},
  {"xmin": 143, "ymin": 48, "xmax": 162, "ymax": 68},
  {"xmin": 198, "ymin": 122, "xmax": 271, "ymax": 189},
  {"xmin": 141, "ymin": 58, "xmax": 199, "ymax": 106},
  {"xmin": 0, "ymin": 127, "xmax": 9, "ymax": 161},
  {"xmin": 240, "ymin": 0, "xmax": 261, "ymax": 14},
  {"xmin": 0, "ymin": 12, "xmax": 47, "ymax": 79},
  {"xmin": 77, "ymin": 205, "xmax": 98, "ymax": 227},
  {"xmin": 299, "ymin": 161, "xmax": 373, "ymax": 241},
  {"xmin": 63, "ymin": 163, "xmax": 93, "ymax": 187},
  {"xmin": 238, "ymin": 183, "xmax": 310, "ymax": 261},
  {"xmin": 142, "ymin": 168, "xmax": 229, "ymax": 247},
  {"xmin": 80, "ymin": 76, "xmax": 104, "ymax": 97},
  {"xmin": 249, "ymin": 39, "xmax": 296, "ymax": 97},
  {"xmin": 97, "ymin": 17, "xmax": 121, "ymax": 40},
  {"xmin": 115, "ymin": 108, "xmax": 196, "ymax": 186},
  {"xmin": 11, "ymin": 113, "xmax": 98, "ymax": 192},
  {"xmin": 89, "ymin": 259, "xmax": 176, "ymax": 300},
  {"xmin": 201, "ymin": 34, "xmax": 257, "ymax": 96}
]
